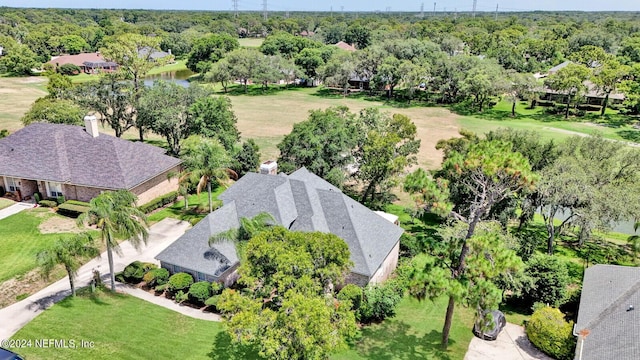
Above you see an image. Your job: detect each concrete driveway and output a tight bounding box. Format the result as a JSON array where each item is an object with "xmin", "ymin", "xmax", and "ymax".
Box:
[
  {"xmin": 464, "ymin": 323, "xmax": 553, "ymax": 360},
  {"xmin": 0, "ymin": 218, "xmax": 190, "ymax": 341}
]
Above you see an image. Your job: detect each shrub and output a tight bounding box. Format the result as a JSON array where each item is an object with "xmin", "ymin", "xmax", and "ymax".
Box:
[
  {"xmin": 189, "ymin": 281, "xmax": 213, "ymax": 305},
  {"xmin": 123, "ymin": 261, "xmax": 157, "ymax": 283},
  {"xmin": 204, "ymin": 295, "xmax": 220, "ymax": 309},
  {"xmin": 211, "ymin": 281, "xmax": 224, "ymax": 295},
  {"xmin": 65, "ymin": 200, "xmax": 90, "ymax": 206},
  {"xmin": 38, "ymin": 200, "xmax": 57, "ymax": 208},
  {"xmin": 337, "ymin": 284, "xmax": 363, "ymax": 312},
  {"xmin": 58, "ymin": 63, "xmax": 81, "ymax": 75},
  {"xmin": 138, "ymin": 191, "xmax": 178, "ymax": 214},
  {"xmin": 56, "ymin": 195, "xmax": 66, "ymax": 205},
  {"xmin": 143, "ymin": 268, "xmax": 170, "ymax": 287},
  {"xmin": 537, "ymin": 100, "xmax": 555, "ymax": 107},
  {"xmin": 174, "ymin": 290, "xmax": 189, "ymax": 304},
  {"xmin": 576, "ymin": 104, "xmax": 601, "ymax": 112},
  {"xmin": 115, "ymin": 272, "xmax": 125, "ymax": 283},
  {"xmin": 526, "ymin": 306, "xmax": 575, "ymax": 360},
  {"xmin": 168, "ymin": 272, "xmax": 194, "ymax": 293},
  {"xmin": 0, "ymin": 186, "xmax": 5, "ymax": 197},
  {"xmin": 57, "ymin": 202, "xmax": 89, "ymax": 217},
  {"xmin": 523, "ymin": 254, "xmax": 570, "ymax": 307},
  {"xmin": 155, "ymin": 283, "xmax": 168, "ymax": 292},
  {"xmin": 359, "ymin": 281, "xmax": 403, "ymax": 323}
]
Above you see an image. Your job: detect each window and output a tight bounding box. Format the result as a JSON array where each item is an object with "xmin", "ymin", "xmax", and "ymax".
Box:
[
  {"xmin": 5, "ymin": 177, "xmax": 20, "ymax": 192},
  {"xmin": 197, "ymin": 272, "xmax": 206, "ymax": 281},
  {"xmin": 47, "ymin": 182, "xmax": 63, "ymax": 197}
]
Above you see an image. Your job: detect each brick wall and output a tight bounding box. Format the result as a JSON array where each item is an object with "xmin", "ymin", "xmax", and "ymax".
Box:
[
  {"xmin": 65, "ymin": 184, "xmax": 103, "ymax": 202},
  {"xmin": 131, "ymin": 166, "xmax": 180, "ymax": 205}
]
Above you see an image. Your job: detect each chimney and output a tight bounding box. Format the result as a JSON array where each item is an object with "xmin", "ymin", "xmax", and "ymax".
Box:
[
  {"xmin": 259, "ymin": 160, "xmax": 277, "ymax": 175},
  {"xmin": 84, "ymin": 115, "xmax": 99, "ymax": 138}
]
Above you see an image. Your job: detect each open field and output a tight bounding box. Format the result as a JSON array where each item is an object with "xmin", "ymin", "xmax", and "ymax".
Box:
[
  {"xmin": 0, "ymin": 77, "xmax": 47, "ymax": 132},
  {"xmin": 2, "ymin": 77, "xmax": 639, "ymax": 170},
  {"xmin": 12, "ymin": 287, "xmax": 473, "ymax": 360},
  {"xmin": 238, "ymin": 37, "xmax": 264, "ymax": 48}
]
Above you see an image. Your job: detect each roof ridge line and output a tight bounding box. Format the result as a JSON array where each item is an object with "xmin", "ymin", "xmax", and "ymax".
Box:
[{"xmin": 583, "ymin": 275, "xmax": 640, "ymax": 331}]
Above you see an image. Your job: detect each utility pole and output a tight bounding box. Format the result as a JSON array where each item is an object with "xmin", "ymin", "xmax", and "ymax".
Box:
[
  {"xmin": 495, "ymin": 4, "xmax": 499, "ymax": 20},
  {"xmin": 420, "ymin": 3, "xmax": 424, "ymax": 18},
  {"xmin": 472, "ymin": 0, "xmax": 477, "ymax": 18},
  {"xmin": 433, "ymin": 2, "xmax": 436, "ymax": 16},
  {"xmin": 232, "ymin": 0, "xmax": 238, "ymax": 18},
  {"xmin": 262, "ymin": 0, "xmax": 268, "ymax": 21}
]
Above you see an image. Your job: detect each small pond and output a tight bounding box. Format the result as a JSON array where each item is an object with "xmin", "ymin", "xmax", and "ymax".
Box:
[{"xmin": 144, "ymin": 69, "xmax": 195, "ymax": 88}]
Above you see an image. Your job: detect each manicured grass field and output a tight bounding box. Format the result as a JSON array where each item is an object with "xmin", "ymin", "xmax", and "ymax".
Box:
[
  {"xmin": 0, "ymin": 198, "xmax": 14, "ymax": 210},
  {"xmin": 11, "ymin": 289, "xmax": 225, "ymax": 360},
  {"xmin": 333, "ymin": 296, "xmax": 475, "ymax": 360},
  {"xmin": 146, "ymin": 59, "xmax": 189, "ymax": 75},
  {"xmin": 0, "ymin": 76, "xmax": 47, "ymax": 132},
  {"xmin": 12, "ymin": 288, "xmax": 474, "ymax": 360},
  {"xmin": 0, "ymin": 209, "xmax": 78, "ymax": 282}
]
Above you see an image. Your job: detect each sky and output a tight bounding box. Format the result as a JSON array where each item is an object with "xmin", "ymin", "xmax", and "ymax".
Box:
[{"xmin": 1, "ymin": 1, "xmax": 638, "ymax": 12}]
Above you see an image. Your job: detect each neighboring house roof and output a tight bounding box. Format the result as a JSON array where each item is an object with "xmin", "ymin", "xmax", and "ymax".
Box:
[
  {"xmin": 536, "ymin": 80, "xmax": 625, "ymax": 100},
  {"xmin": 548, "ymin": 60, "xmax": 572, "ymax": 74},
  {"xmin": 0, "ymin": 123, "xmax": 181, "ymax": 190},
  {"xmin": 574, "ymin": 264, "xmax": 640, "ymax": 360},
  {"xmin": 138, "ymin": 46, "xmax": 171, "ymax": 61},
  {"xmin": 335, "ymin": 41, "xmax": 357, "ymax": 52},
  {"xmin": 156, "ymin": 168, "xmax": 404, "ymax": 279},
  {"xmin": 47, "ymin": 52, "xmax": 114, "ymax": 68}
]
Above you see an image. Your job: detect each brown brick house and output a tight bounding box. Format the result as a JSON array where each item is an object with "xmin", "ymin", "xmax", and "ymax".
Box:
[{"xmin": 0, "ymin": 117, "xmax": 181, "ymax": 204}]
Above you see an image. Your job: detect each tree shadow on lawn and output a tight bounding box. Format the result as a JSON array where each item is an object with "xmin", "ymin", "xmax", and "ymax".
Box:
[
  {"xmin": 208, "ymin": 331, "xmax": 260, "ymax": 360},
  {"xmin": 354, "ymin": 319, "xmax": 453, "ymax": 360},
  {"xmin": 617, "ymin": 129, "xmax": 640, "ymax": 142},
  {"xmin": 222, "ymin": 84, "xmax": 308, "ymax": 96}
]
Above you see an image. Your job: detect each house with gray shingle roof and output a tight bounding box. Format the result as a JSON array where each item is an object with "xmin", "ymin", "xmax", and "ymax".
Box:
[
  {"xmin": 156, "ymin": 168, "xmax": 404, "ymax": 286},
  {"xmin": 0, "ymin": 117, "xmax": 181, "ymax": 204},
  {"xmin": 574, "ymin": 264, "xmax": 640, "ymax": 360}
]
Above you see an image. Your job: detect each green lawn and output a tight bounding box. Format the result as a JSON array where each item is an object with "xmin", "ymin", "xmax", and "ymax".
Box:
[
  {"xmin": 12, "ymin": 287, "xmax": 473, "ymax": 360},
  {"xmin": 0, "ymin": 198, "xmax": 14, "ymax": 210},
  {"xmin": 147, "ymin": 189, "xmax": 225, "ymax": 224},
  {"xmin": 0, "ymin": 209, "xmax": 81, "ymax": 282},
  {"xmin": 147, "ymin": 59, "xmax": 189, "ymax": 75},
  {"xmin": 238, "ymin": 38, "xmax": 264, "ymax": 48},
  {"xmin": 455, "ymin": 99, "xmax": 640, "ymax": 143},
  {"xmin": 11, "ymin": 289, "xmax": 225, "ymax": 360},
  {"xmin": 333, "ymin": 296, "xmax": 474, "ymax": 360}
]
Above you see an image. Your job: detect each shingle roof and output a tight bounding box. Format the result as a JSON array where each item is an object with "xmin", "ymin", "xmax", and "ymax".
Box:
[
  {"xmin": 157, "ymin": 167, "xmax": 403, "ymax": 279},
  {"xmin": 575, "ymin": 264, "xmax": 640, "ymax": 360},
  {"xmin": 156, "ymin": 203, "xmax": 240, "ymax": 278},
  {"xmin": 335, "ymin": 41, "xmax": 357, "ymax": 52},
  {"xmin": 0, "ymin": 123, "xmax": 181, "ymax": 190},
  {"xmin": 47, "ymin": 52, "xmax": 111, "ymax": 67},
  {"xmin": 548, "ymin": 60, "xmax": 572, "ymax": 73}
]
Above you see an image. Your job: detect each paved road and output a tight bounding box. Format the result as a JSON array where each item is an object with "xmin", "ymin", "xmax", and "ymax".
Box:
[
  {"xmin": 0, "ymin": 218, "xmax": 191, "ymax": 341},
  {"xmin": 0, "ymin": 202, "xmax": 34, "ymax": 221},
  {"xmin": 465, "ymin": 323, "xmax": 553, "ymax": 360}
]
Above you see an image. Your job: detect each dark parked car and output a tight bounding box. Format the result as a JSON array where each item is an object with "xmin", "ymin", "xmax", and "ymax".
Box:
[
  {"xmin": 472, "ymin": 310, "xmax": 507, "ymax": 341},
  {"xmin": 0, "ymin": 347, "xmax": 23, "ymax": 360}
]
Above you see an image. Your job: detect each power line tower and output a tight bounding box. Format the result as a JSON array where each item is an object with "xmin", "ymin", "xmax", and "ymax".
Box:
[
  {"xmin": 472, "ymin": 0, "xmax": 477, "ymax": 18},
  {"xmin": 262, "ymin": 0, "xmax": 268, "ymax": 21},
  {"xmin": 232, "ymin": 0, "xmax": 238, "ymax": 18},
  {"xmin": 420, "ymin": 3, "xmax": 424, "ymax": 18},
  {"xmin": 433, "ymin": 2, "xmax": 436, "ymax": 16},
  {"xmin": 495, "ymin": 4, "xmax": 499, "ymax": 20}
]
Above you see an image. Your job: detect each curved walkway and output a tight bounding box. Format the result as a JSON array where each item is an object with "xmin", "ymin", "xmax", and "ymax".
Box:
[
  {"xmin": 0, "ymin": 218, "xmax": 191, "ymax": 340},
  {"xmin": 115, "ymin": 283, "xmax": 221, "ymax": 321}
]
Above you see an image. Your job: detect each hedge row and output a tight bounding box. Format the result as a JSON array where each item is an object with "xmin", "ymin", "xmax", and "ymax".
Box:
[
  {"xmin": 57, "ymin": 202, "xmax": 90, "ymax": 217},
  {"xmin": 138, "ymin": 191, "xmax": 178, "ymax": 214}
]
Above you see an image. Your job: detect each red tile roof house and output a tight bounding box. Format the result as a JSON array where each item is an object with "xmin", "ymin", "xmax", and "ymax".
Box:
[
  {"xmin": 46, "ymin": 52, "xmax": 118, "ymax": 74},
  {"xmin": 0, "ymin": 116, "xmax": 181, "ymax": 204}
]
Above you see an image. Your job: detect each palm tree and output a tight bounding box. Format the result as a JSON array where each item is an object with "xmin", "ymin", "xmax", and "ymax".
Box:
[
  {"xmin": 36, "ymin": 232, "xmax": 100, "ymax": 297},
  {"xmin": 168, "ymin": 169, "xmax": 191, "ymax": 210},
  {"xmin": 628, "ymin": 222, "xmax": 640, "ymax": 265},
  {"xmin": 209, "ymin": 212, "xmax": 275, "ymax": 259},
  {"xmin": 181, "ymin": 136, "xmax": 234, "ymax": 213},
  {"xmin": 77, "ymin": 190, "xmax": 149, "ymax": 291}
]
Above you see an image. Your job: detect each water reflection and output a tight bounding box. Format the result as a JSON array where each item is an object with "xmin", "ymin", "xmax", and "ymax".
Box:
[{"xmin": 144, "ymin": 69, "xmax": 195, "ymax": 88}]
